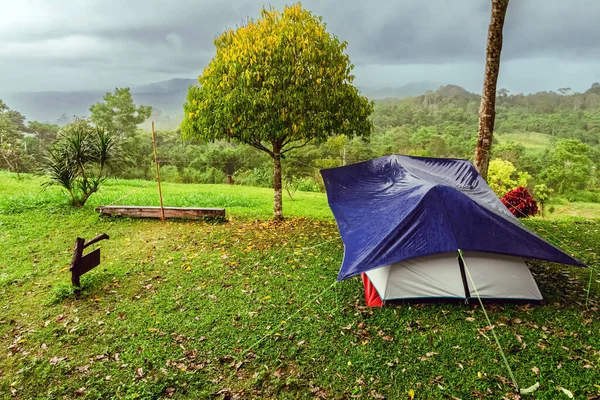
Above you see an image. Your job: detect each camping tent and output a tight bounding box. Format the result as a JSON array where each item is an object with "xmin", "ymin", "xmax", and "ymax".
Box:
[{"xmin": 320, "ymin": 155, "xmax": 585, "ymax": 306}]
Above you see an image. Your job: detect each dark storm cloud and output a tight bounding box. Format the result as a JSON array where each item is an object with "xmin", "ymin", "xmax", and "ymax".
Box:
[
  {"xmin": 503, "ymin": 0, "xmax": 600, "ymax": 60},
  {"xmin": 332, "ymin": 0, "xmax": 600, "ymax": 64},
  {"xmin": 1, "ymin": 0, "xmax": 599, "ymax": 93}
]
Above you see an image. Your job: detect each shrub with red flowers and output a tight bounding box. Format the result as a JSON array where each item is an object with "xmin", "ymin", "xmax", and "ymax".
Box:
[{"xmin": 501, "ymin": 186, "xmax": 539, "ymax": 218}]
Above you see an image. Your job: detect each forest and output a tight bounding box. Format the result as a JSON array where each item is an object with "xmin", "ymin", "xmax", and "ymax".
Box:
[{"xmin": 2, "ymin": 82, "xmax": 600, "ymax": 206}]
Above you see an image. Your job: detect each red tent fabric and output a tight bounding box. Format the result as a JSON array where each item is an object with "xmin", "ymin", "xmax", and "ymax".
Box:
[{"xmin": 361, "ymin": 273, "xmax": 383, "ymax": 307}]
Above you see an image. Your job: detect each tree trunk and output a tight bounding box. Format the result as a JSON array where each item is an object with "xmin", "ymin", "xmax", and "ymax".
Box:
[
  {"xmin": 473, "ymin": 0, "xmax": 510, "ymax": 180},
  {"xmin": 272, "ymin": 150, "xmax": 283, "ymax": 220}
]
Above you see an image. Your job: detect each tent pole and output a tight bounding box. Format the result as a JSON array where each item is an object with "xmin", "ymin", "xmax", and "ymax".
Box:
[{"xmin": 457, "ymin": 251, "xmax": 470, "ymax": 303}]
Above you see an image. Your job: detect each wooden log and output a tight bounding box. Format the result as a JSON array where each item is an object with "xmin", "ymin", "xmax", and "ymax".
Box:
[{"xmin": 95, "ymin": 206, "xmax": 225, "ymax": 220}]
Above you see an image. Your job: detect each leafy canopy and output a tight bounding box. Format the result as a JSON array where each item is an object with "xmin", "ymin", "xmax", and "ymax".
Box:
[
  {"xmin": 540, "ymin": 139, "xmax": 592, "ymax": 193},
  {"xmin": 90, "ymin": 88, "xmax": 152, "ymax": 138},
  {"xmin": 0, "ymin": 100, "xmax": 26, "ymax": 144},
  {"xmin": 181, "ymin": 3, "xmax": 373, "ymax": 154},
  {"xmin": 28, "ymin": 121, "xmax": 60, "ymax": 144},
  {"xmin": 487, "ymin": 158, "xmax": 531, "ymax": 197},
  {"xmin": 533, "ymin": 183, "xmax": 552, "ymax": 203},
  {"xmin": 0, "ymin": 100, "xmax": 31, "ymax": 177},
  {"xmin": 533, "ymin": 183, "xmax": 553, "ymax": 216}
]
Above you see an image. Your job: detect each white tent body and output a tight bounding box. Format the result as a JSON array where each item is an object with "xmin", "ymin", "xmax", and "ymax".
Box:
[{"xmin": 365, "ymin": 251, "xmax": 543, "ymax": 302}]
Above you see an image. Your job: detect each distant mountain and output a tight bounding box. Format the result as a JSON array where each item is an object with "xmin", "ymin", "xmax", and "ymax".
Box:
[
  {"xmin": 133, "ymin": 78, "xmax": 197, "ymax": 94},
  {"xmin": 359, "ymin": 81, "xmax": 442, "ymax": 99},
  {"xmin": 3, "ymin": 78, "xmax": 438, "ymax": 125},
  {"xmin": 4, "ymin": 91, "xmax": 102, "ymax": 123}
]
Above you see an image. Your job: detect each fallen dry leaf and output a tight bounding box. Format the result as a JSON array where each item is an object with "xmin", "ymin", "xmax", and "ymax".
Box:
[
  {"xmin": 49, "ymin": 356, "xmax": 66, "ymax": 365},
  {"xmin": 520, "ymin": 382, "xmax": 539, "ymax": 395},
  {"xmin": 559, "ymin": 387, "xmax": 574, "ymax": 398}
]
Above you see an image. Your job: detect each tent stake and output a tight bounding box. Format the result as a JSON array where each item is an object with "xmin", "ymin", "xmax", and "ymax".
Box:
[{"xmin": 151, "ymin": 121, "xmax": 165, "ymax": 221}]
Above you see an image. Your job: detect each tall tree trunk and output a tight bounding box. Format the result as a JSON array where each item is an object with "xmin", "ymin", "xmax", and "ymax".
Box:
[
  {"xmin": 473, "ymin": 0, "xmax": 510, "ymax": 180},
  {"xmin": 272, "ymin": 148, "xmax": 283, "ymax": 220}
]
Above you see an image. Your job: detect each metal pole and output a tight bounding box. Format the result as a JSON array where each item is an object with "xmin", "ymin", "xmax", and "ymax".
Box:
[{"xmin": 151, "ymin": 121, "xmax": 165, "ymax": 221}]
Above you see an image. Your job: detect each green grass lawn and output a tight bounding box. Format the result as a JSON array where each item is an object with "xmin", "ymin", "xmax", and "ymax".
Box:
[
  {"xmin": 1, "ymin": 171, "xmax": 600, "ymax": 399},
  {"xmin": 549, "ymin": 201, "xmax": 600, "ymax": 220},
  {"xmin": 496, "ymin": 132, "xmax": 552, "ymax": 155}
]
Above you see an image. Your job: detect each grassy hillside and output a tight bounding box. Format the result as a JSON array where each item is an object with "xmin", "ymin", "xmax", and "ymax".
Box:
[
  {"xmin": 496, "ymin": 132, "xmax": 553, "ymax": 154},
  {"xmin": 547, "ymin": 201, "xmax": 600, "ymax": 220},
  {"xmin": 1, "ymin": 172, "xmax": 600, "ymax": 399}
]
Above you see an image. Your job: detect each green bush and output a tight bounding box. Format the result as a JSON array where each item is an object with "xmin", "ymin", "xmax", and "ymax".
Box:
[
  {"xmin": 567, "ymin": 190, "xmax": 600, "ymax": 203},
  {"xmin": 47, "ymin": 283, "xmax": 78, "ymax": 305},
  {"xmin": 158, "ymin": 165, "xmax": 179, "ymax": 182},
  {"xmin": 199, "ymin": 167, "xmax": 226, "ymax": 184},
  {"xmin": 296, "ymin": 176, "xmax": 321, "ymax": 193},
  {"xmin": 43, "ymin": 121, "xmax": 122, "ymax": 207},
  {"xmin": 233, "ymin": 167, "xmax": 273, "ymax": 188},
  {"xmin": 179, "ymin": 167, "xmax": 203, "ymax": 183},
  {"xmin": 119, "ymin": 167, "xmax": 150, "ymax": 180}
]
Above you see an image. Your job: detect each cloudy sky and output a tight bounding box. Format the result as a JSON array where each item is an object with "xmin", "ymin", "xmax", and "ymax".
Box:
[{"xmin": 1, "ymin": 0, "xmax": 599, "ymax": 94}]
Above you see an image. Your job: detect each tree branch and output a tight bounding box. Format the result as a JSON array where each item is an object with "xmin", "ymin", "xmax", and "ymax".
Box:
[
  {"xmin": 248, "ymin": 140, "xmax": 274, "ymax": 157},
  {"xmin": 281, "ymin": 139, "xmax": 313, "ymax": 154},
  {"xmin": 281, "ymin": 135, "xmax": 294, "ymax": 148}
]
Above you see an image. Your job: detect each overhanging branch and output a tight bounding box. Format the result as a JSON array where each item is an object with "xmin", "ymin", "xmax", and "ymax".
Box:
[
  {"xmin": 281, "ymin": 135, "xmax": 294, "ymax": 148},
  {"xmin": 281, "ymin": 139, "xmax": 313, "ymax": 154},
  {"xmin": 248, "ymin": 140, "xmax": 274, "ymax": 157}
]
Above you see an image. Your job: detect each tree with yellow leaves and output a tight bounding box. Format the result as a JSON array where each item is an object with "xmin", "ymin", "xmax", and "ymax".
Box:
[{"xmin": 182, "ymin": 3, "xmax": 373, "ymax": 219}]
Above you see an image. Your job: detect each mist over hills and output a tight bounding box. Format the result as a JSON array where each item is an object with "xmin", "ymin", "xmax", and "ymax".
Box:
[
  {"xmin": 3, "ymin": 78, "xmax": 197, "ymax": 124},
  {"xmin": 3, "ymin": 79, "xmax": 441, "ymax": 126}
]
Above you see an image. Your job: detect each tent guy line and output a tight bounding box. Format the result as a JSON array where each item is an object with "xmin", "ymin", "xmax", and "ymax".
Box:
[
  {"xmin": 236, "ymin": 280, "xmax": 338, "ymax": 360},
  {"xmin": 458, "ymin": 249, "xmax": 520, "ymax": 392}
]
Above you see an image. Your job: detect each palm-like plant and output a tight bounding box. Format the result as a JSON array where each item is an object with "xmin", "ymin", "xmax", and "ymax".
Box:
[{"xmin": 44, "ymin": 120, "xmax": 121, "ymax": 206}]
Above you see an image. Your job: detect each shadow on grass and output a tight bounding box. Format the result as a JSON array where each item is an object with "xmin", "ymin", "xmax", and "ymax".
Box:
[{"xmin": 529, "ymin": 260, "xmax": 594, "ymax": 306}]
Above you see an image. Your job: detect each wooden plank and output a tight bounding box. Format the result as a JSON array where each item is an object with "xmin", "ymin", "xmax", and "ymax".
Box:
[
  {"xmin": 74, "ymin": 248, "xmax": 101, "ymax": 276},
  {"xmin": 95, "ymin": 206, "xmax": 225, "ymax": 220}
]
